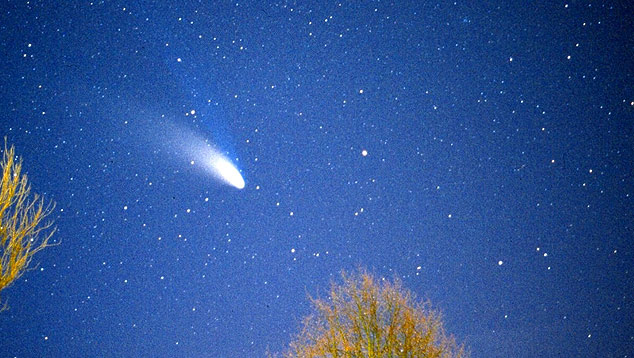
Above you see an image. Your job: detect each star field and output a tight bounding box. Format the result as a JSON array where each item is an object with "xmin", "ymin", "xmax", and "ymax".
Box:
[{"xmin": 0, "ymin": 1, "xmax": 632, "ymax": 357}]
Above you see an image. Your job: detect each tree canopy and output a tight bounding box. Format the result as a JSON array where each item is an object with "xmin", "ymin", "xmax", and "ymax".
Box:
[
  {"xmin": 279, "ymin": 269, "xmax": 468, "ymax": 358},
  {"xmin": 0, "ymin": 140, "xmax": 56, "ymax": 310}
]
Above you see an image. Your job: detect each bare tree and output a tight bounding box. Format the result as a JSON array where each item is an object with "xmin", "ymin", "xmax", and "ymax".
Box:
[
  {"xmin": 279, "ymin": 269, "xmax": 468, "ymax": 358},
  {"xmin": 0, "ymin": 139, "xmax": 56, "ymax": 311}
]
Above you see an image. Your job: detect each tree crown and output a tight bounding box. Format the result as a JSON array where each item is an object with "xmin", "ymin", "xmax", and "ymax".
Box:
[{"xmin": 281, "ymin": 269, "xmax": 468, "ymax": 358}]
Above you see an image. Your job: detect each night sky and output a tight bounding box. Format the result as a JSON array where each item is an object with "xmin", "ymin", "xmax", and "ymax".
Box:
[{"xmin": 1, "ymin": 1, "xmax": 633, "ymax": 357}]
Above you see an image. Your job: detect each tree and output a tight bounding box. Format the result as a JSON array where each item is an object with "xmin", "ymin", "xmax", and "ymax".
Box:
[
  {"xmin": 279, "ymin": 269, "xmax": 468, "ymax": 358},
  {"xmin": 0, "ymin": 140, "xmax": 56, "ymax": 310}
]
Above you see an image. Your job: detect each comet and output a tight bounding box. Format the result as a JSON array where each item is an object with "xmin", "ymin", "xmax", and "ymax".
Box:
[
  {"xmin": 211, "ymin": 156, "xmax": 245, "ymax": 189},
  {"xmin": 195, "ymin": 142, "xmax": 245, "ymax": 190},
  {"xmin": 134, "ymin": 117, "xmax": 245, "ymax": 189}
]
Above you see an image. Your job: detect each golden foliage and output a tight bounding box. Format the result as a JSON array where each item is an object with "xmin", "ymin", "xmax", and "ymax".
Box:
[
  {"xmin": 0, "ymin": 139, "xmax": 56, "ymax": 310},
  {"xmin": 281, "ymin": 269, "xmax": 468, "ymax": 358}
]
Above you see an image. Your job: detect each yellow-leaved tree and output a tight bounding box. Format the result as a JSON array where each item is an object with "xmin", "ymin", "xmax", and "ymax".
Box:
[
  {"xmin": 0, "ymin": 139, "xmax": 56, "ymax": 311},
  {"xmin": 277, "ymin": 269, "xmax": 468, "ymax": 358}
]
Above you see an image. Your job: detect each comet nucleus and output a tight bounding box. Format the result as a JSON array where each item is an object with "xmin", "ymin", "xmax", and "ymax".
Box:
[{"xmin": 212, "ymin": 156, "xmax": 245, "ymax": 189}]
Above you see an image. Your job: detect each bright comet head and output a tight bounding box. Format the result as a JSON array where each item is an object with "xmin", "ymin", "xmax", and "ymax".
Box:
[{"xmin": 211, "ymin": 156, "xmax": 245, "ymax": 189}]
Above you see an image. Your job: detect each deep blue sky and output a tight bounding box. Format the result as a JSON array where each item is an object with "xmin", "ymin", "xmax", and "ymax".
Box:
[{"xmin": 1, "ymin": 1, "xmax": 632, "ymax": 357}]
